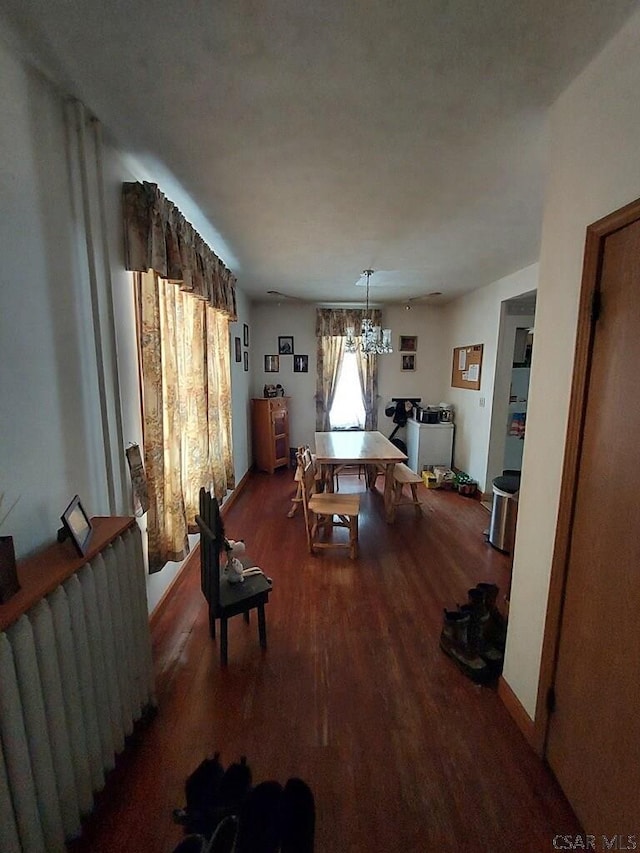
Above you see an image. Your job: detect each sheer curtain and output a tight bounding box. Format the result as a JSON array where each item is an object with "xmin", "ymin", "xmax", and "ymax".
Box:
[
  {"xmin": 315, "ymin": 309, "xmax": 379, "ymax": 431},
  {"xmin": 136, "ymin": 271, "xmax": 234, "ymax": 572}
]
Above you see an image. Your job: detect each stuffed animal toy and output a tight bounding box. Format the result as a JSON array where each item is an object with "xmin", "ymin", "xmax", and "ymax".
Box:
[
  {"xmin": 223, "ymin": 539, "xmax": 247, "ymax": 584},
  {"xmin": 222, "ymin": 538, "xmax": 272, "ymax": 586},
  {"xmin": 224, "ymin": 556, "xmax": 246, "ymax": 584},
  {"xmin": 224, "ymin": 538, "xmax": 246, "ymax": 558}
]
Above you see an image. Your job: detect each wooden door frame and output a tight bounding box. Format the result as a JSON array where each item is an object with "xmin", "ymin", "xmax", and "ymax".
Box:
[{"xmin": 533, "ymin": 196, "xmax": 640, "ymax": 755}]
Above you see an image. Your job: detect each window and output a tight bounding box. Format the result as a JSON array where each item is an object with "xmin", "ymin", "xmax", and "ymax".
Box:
[
  {"xmin": 135, "ymin": 271, "xmax": 234, "ymax": 570},
  {"xmin": 329, "ymin": 351, "xmax": 365, "ymax": 429}
]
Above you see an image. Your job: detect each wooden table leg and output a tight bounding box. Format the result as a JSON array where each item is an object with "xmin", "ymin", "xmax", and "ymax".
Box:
[
  {"xmin": 324, "ymin": 463, "xmax": 336, "ymax": 493},
  {"xmin": 384, "ymin": 462, "xmax": 395, "ymax": 523}
]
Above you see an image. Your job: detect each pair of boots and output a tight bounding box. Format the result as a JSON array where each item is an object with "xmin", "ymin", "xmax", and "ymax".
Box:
[
  {"xmin": 439, "ymin": 582, "xmax": 507, "ymax": 684},
  {"xmin": 173, "ymin": 755, "xmax": 315, "ymax": 853},
  {"xmin": 174, "ymin": 754, "xmax": 253, "ymax": 839}
]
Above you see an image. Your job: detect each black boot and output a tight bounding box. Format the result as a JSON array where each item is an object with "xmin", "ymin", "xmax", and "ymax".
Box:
[
  {"xmin": 459, "ymin": 602, "xmax": 503, "ymax": 677},
  {"xmin": 439, "ymin": 609, "xmax": 492, "ymax": 684},
  {"xmin": 280, "ymin": 778, "xmax": 315, "ymax": 853},
  {"xmin": 234, "ymin": 780, "xmax": 283, "ymax": 853},
  {"xmin": 475, "ymin": 582, "xmax": 507, "ymax": 651}
]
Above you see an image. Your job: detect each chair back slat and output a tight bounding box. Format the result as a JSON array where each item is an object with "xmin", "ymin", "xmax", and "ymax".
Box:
[{"xmin": 197, "ymin": 486, "xmax": 223, "ymax": 615}]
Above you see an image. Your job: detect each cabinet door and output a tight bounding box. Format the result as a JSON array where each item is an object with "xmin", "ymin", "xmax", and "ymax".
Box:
[
  {"xmin": 272, "ymin": 403, "xmax": 289, "ymax": 465},
  {"xmin": 272, "ymin": 407, "xmax": 287, "ymax": 436}
]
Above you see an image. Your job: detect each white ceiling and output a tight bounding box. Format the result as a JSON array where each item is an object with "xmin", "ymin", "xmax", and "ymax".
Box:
[{"xmin": 1, "ymin": 0, "xmax": 636, "ymax": 304}]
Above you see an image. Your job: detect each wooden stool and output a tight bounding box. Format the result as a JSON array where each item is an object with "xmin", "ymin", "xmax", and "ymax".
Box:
[{"xmin": 389, "ymin": 463, "xmax": 424, "ymax": 522}]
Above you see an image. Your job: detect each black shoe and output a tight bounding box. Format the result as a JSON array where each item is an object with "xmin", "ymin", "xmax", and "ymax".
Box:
[
  {"xmin": 280, "ymin": 777, "xmax": 315, "ymax": 853},
  {"xmin": 234, "ymin": 780, "xmax": 283, "ymax": 853}
]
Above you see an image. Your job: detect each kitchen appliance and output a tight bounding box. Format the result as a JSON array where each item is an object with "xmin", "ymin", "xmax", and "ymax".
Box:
[
  {"xmin": 422, "ymin": 406, "xmax": 440, "ymax": 424},
  {"xmin": 439, "ymin": 403, "xmax": 454, "ymax": 423},
  {"xmin": 407, "ymin": 417, "xmax": 454, "ymax": 472}
]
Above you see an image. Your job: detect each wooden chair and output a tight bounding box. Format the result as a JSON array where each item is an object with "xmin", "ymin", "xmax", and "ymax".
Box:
[
  {"xmin": 298, "ymin": 452, "xmax": 360, "ymax": 560},
  {"xmin": 196, "ymin": 487, "xmax": 272, "ymax": 665},
  {"xmin": 288, "ymin": 445, "xmax": 323, "ymax": 517}
]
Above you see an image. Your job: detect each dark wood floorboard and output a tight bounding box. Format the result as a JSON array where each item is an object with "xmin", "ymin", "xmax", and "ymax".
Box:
[{"xmin": 68, "ymin": 468, "xmax": 580, "ymax": 852}]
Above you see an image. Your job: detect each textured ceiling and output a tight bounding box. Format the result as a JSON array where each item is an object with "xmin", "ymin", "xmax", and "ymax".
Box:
[{"xmin": 1, "ymin": 0, "xmax": 636, "ymax": 303}]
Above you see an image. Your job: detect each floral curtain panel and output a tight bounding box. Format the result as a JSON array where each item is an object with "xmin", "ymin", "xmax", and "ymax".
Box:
[
  {"xmin": 355, "ymin": 349, "xmax": 378, "ymax": 430},
  {"xmin": 123, "ymin": 181, "xmax": 237, "ymax": 320},
  {"xmin": 315, "ymin": 308, "xmax": 380, "ymax": 431},
  {"xmin": 137, "ymin": 271, "xmax": 234, "ymax": 572}
]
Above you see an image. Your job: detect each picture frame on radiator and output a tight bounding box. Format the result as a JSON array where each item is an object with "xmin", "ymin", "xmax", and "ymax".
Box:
[{"xmin": 59, "ymin": 495, "xmax": 93, "ymax": 557}]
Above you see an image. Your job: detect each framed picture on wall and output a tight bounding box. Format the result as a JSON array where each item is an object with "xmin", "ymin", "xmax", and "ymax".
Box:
[
  {"xmin": 265, "ymin": 354, "xmax": 279, "ymax": 372},
  {"xmin": 401, "ymin": 354, "xmax": 416, "ymax": 371},
  {"xmin": 243, "ymin": 323, "xmax": 249, "ymax": 347},
  {"xmin": 293, "ymin": 354, "xmax": 308, "ymax": 373},
  {"xmin": 399, "ymin": 335, "xmax": 417, "ymax": 352},
  {"xmin": 278, "ymin": 336, "xmax": 294, "ymax": 355},
  {"xmin": 234, "ymin": 337, "xmax": 241, "ymax": 362},
  {"xmin": 243, "ymin": 351, "xmax": 249, "ymax": 372}
]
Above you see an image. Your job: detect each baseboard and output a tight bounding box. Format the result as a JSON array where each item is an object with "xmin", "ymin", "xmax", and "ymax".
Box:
[
  {"xmin": 220, "ymin": 468, "xmax": 251, "ymax": 516},
  {"xmin": 149, "ymin": 470, "xmax": 252, "ymax": 629},
  {"xmin": 498, "ymin": 676, "xmax": 536, "ymax": 750},
  {"xmin": 149, "ymin": 546, "xmax": 199, "ymax": 630}
]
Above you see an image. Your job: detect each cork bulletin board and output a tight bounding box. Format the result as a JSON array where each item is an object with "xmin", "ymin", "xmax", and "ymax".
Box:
[{"xmin": 451, "ymin": 344, "xmax": 483, "ymax": 390}]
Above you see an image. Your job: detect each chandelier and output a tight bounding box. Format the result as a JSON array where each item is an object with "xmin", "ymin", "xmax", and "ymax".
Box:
[{"xmin": 345, "ymin": 269, "xmax": 393, "ymax": 355}]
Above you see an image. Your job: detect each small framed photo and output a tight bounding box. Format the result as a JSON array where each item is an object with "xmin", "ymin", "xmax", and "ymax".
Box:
[
  {"xmin": 234, "ymin": 336, "xmax": 241, "ymax": 362},
  {"xmin": 402, "ymin": 354, "xmax": 416, "ymax": 371},
  {"xmin": 278, "ymin": 336, "xmax": 294, "ymax": 355},
  {"xmin": 243, "ymin": 323, "xmax": 249, "ymax": 347},
  {"xmin": 399, "ymin": 335, "xmax": 417, "ymax": 352},
  {"xmin": 60, "ymin": 495, "xmax": 93, "ymax": 557},
  {"xmin": 265, "ymin": 354, "xmax": 280, "ymax": 372},
  {"xmin": 293, "ymin": 354, "xmax": 308, "ymax": 373},
  {"xmin": 243, "ymin": 351, "xmax": 249, "ymax": 372}
]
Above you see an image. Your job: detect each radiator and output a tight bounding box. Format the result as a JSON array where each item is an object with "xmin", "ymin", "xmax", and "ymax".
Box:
[{"xmin": 0, "ymin": 525, "xmax": 155, "ymax": 852}]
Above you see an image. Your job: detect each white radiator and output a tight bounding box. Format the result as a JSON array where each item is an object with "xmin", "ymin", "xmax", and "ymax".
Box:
[{"xmin": 0, "ymin": 525, "xmax": 155, "ymax": 852}]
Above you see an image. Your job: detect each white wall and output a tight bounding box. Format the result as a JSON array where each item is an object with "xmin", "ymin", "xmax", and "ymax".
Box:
[
  {"xmin": 248, "ymin": 301, "xmax": 449, "ymax": 452},
  {"xmin": 503, "ymin": 7, "xmax": 640, "ymax": 718},
  {"xmin": 0, "ymin": 39, "xmax": 111, "ymax": 556},
  {"xmin": 0, "ymin": 35, "xmax": 252, "ymax": 613},
  {"xmin": 441, "ymin": 264, "xmax": 539, "ymax": 492},
  {"xmin": 376, "ymin": 304, "xmax": 450, "ymax": 438},
  {"xmin": 229, "ymin": 287, "xmax": 253, "ymax": 481}
]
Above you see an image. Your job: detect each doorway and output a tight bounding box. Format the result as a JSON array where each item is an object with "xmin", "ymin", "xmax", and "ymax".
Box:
[
  {"xmin": 537, "ymin": 198, "xmax": 640, "ymax": 830},
  {"xmin": 485, "ymin": 292, "xmax": 536, "ymax": 502}
]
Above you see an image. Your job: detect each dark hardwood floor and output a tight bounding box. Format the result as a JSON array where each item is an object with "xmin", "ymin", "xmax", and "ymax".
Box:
[{"xmin": 69, "ymin": 468, "xmax": 580, "ymax": 852}]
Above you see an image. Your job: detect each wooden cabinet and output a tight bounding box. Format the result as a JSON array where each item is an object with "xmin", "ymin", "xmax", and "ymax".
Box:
[{"xmin": 251, "ymin": 397, "xmax": 290, "ymax": 473}]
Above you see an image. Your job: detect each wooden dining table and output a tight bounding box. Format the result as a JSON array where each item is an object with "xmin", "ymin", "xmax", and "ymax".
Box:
[{"xmin": 314, "ymin": 430, "xmax": 408, "ymax": 523}]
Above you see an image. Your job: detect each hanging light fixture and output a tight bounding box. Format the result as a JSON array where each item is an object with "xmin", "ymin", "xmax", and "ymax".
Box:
[{"xmin": 345, "ymin": 269, "xmax": 393, "ymax": 355}]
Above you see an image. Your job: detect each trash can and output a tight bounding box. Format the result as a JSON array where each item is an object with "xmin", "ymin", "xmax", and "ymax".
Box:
[{"xmin": 488, "ymin": 473, "xmax": 521, "ymax": 553}]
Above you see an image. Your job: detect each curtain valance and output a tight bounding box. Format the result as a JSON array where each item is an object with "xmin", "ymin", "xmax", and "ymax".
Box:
[
  {"xmin": 316, "ymin": 307, "xmax": 382, "ymax": 337},
  {"xmin": 123, "ymin": 181, "xmax": 237, "ymax": 320}
]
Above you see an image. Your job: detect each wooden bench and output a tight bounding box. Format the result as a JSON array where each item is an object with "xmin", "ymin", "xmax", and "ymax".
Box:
[{"xmin": 389, "ymin": 462, "xmax": 424, "ymax": 522}]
